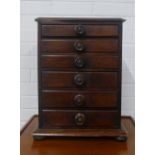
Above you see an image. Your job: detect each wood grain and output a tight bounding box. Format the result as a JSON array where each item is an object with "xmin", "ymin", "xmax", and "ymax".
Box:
[
  {"xmin": 40, "ymin": 39, "xmax": 119, "ymax": 53},
  {"xmin": 20, "ymin": 116, "xmax": 135, "ymax": 155},
  {"xmin": 36, "ymin": 18, "xmax": 125, "ymax": 139},
  {"xmin": 41, "ymin": 110, "xmax": 118, "ymax": 129},
  {"xmin": 42, "ymin": 71, "xmax": 118, "ymax": 90},
  {"xmin": 41, "ymin": 54, "xmax": 119, "ymax": 70},
  {"xmin": 41, "ymin": 91, "xmax": 118, "ymax": 108},
  {"xmin": 41, "ymin": 25, "xmax": 118, "ymax": 37}
]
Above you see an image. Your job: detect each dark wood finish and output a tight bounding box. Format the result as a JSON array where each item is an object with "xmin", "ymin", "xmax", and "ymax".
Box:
[
  {"xmin": 34, "ymin": 18, "xmax": 127, "ymax": 139},
  {"xmin": 21, "ymin": 116, "xmax": 134, "ymax": 155},
  {"xmin": 41, "ymin": 110, "xmax": 118, "ymax": 129},
  {"xmin": 40, "ymin": 39, "xmax": 119, "ymax": 53},
  {"xmin": 41, "ymin": 54, "xmax": 119, "ymax": 70},
  {"xmin": 41, "ymin": 25, "xmax": 119, "ymax": 37},
  {"xmin": 42, "ymin": 72, "xmax": 118, "ymax": 89},
  {"xmin": 41, "ymin": 91, "xmax": 118, "ymax": 108},
  {"xmin": 35, "ymin": 17, "xmax": 125, "ymax": 24}
]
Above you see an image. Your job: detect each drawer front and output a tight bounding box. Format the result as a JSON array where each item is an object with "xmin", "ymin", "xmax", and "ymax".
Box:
[
  {"xmin": 42, "ymin": 72, "xmax": 118, "ymax": 90},
  {"xmin": 40, "ymin": 39, "xmax": 118, "ymax": 53},
  {"xmin": 42, "ymin": 110, "xmax": 118, "ymax": 129},
  {"xmin": 41, "ymin": 25, "xmax": 118, "ymax": 37},
  {"xmin": 41, "ymin": 54, "xmax": 119, "ymax": 70},
  {"xmin": 41, "ymin": 91, "xmax": 118, "ymax": 108}
]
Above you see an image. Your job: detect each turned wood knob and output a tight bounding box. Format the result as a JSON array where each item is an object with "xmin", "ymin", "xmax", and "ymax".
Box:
[
  {"xmin": 74, "ymin": 94, "xmax": 85, "ymax": 106},
  {"xmin": 74, "ymin": 74, "xmax": 85, "ymax": 86},
  {"xmin": 74, "ymin": 113, "xmax": 86, "ymax": 126},
  {"xmin": 74, "ymin": 41, "xmax": 85, "ymax": 52},
  {"xmin": 74, "ymin": 57, "xmax": 85, "ymax": 68},
  {"xmin": 74, "ymin": 25, "xmax": 85, "ymax": 36}
]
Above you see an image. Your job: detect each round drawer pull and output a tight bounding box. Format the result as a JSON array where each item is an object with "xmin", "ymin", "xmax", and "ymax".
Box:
[
  {"xmin": 74, "ymin": 25, "xmax": 85, "ymax": 36},
  {"xmin": 74, "ymin": 113, "xmax": 86, "ymax": 126},
  {"xmin": 74, "ymin": 57, "xmax": 85, "ymax": 68},
  {"xmin": 74, "ymin": 74, "xmax": 85, "ymax": 86},
  {"xmin": 74, "ymin": 94, "xmax": 85, "ymax": 106},
  {"xmin": 74, "ymin": 41, "xmax": 85, "ymax": 52}
]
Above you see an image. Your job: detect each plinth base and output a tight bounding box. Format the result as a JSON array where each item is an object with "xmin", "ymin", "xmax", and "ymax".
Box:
[{"xmin": 33, "ymin": 122, "xmax": 128, "ymax": 141}]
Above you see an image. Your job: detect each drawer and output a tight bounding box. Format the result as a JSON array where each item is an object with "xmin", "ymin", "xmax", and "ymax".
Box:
[
  {"xmin": 41, "ymin": 24, "xmax": 118, "ymax": 37},
  {"xmin": 42, "ymin": 72, "xmax": 118, "ymax": 90},
  {"xmin": 41, "ymin": 54, "xmax": 119, "ymax": 70},
  {"xmin": 41, "ymin": 91, "xmax": 118, "ymax": 108},
  {"xmin": 41, "ymin": 110, "xmax": 119, "ymax": 129},
  {"xmin": 40, "ymin": 39, "xmax": 118, "ymax": 53}
]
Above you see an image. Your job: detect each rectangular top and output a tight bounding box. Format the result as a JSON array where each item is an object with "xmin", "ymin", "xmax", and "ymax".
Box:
[{"xmin": 35, "ymin": 17, "xmax": 125, "ymax": 24}]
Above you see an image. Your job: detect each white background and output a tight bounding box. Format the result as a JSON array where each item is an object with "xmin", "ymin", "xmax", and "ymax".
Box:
[
  {"xmin": 20, "ymin": 0, "xmax": 135, "ymax": 128},
  {"xmin": 1, "ymin": 0, "xmax": 155, "ymax": 155}
]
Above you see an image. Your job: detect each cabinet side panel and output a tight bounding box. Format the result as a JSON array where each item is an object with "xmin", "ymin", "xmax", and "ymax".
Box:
[
  {"xmin": 118, "ymin": 22, "xmax": 123, "ymax": 128},
  {"xmin": 37, "ymin": 22, "xmax": 43, "ymax": 128}
]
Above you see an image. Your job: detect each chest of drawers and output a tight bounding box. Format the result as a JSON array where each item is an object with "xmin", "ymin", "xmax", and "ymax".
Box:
[{"xmin": 33, "ymin": 18, "xmax": 128, "ymax": 141}]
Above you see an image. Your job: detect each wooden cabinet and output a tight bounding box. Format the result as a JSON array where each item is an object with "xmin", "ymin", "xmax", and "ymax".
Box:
[{"xmin": 33, "ymin": 18, "xmax": 128, "ymax": 141}]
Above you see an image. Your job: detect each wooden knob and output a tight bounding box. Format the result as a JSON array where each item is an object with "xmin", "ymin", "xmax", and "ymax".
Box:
[
  {"xmin": 74, "ymin": 41, "xmax": 85, "ymax": 52},
  {"xmin": 74, "ymin": 94, "xmax": 85, "ymax": 106},
  {"xmin": 74, "ymin": 57, "xmax": 85, "ymax": 68},
  {"xmin": 74, "ymin": 74, "xmax": 85, "ymax": 86},
  {"xmin": 74, "ymin": 113, "xmax": 85, "ymax": 126},
  {"xmin": 74, "ymin": 25, "xmax": 85, "ymax": 36}
]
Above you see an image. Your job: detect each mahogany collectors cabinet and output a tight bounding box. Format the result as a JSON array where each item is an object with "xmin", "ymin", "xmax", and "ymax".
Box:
[{"xmin": 33, "ymin": 18, "xmax": 128, "ymax": 141}]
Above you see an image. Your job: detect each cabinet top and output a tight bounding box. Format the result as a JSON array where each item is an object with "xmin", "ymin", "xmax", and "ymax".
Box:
[{"xmin": 35, "ymin": 17, "xmax": 125, "ymax": 24}]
